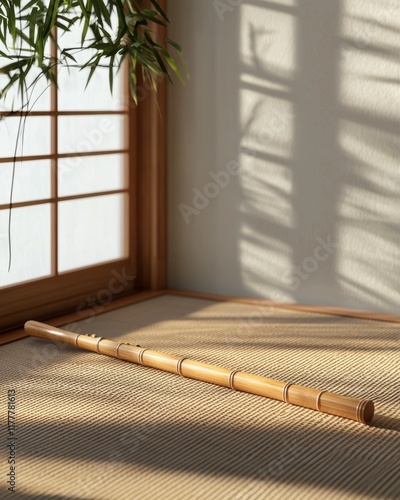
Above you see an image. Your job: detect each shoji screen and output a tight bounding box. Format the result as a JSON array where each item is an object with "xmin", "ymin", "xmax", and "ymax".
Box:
[{"xmin": 0, "ymin": 24, "xmax": 136, "ymax": 331}]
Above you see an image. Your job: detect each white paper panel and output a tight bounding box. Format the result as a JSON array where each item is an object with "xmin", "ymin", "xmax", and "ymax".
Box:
[
  {"xmin": 57, "ymin": 11, "xmax": 126, "ymax": 111},
  {"xmin": 58, "ymin": 66, "xmax": 126, "ymax": 112},
  {"xmin": 0, "ymin": 160, "xmax": 51, "ymax": 205},
  {"xmin": 58, "ymin": 153, "xmax": 127, "ymax": 197},
  {"xmin": 58, "ymin": 115, "xmax": 125, "ymax": 154},
  {"xmin": 0, "ymin": 116, "xmax": 51, "ymax": 157},
  {"xmin": 58, "ymin": 193, "xmax": 127, "ymax": 272},
  {"xmin": 0, "ymin": 204, "xmax": 52, "ymax": 287}
]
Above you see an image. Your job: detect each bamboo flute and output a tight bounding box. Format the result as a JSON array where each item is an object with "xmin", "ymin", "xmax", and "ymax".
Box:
[{"xmin": 24, "ymin": 320, "xmax": 375, "ymax": 424}]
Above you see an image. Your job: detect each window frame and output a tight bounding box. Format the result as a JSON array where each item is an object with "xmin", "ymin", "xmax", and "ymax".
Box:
[{"xmin": 0, "ymin": 6, "xmax": 168, "ymax": 332}]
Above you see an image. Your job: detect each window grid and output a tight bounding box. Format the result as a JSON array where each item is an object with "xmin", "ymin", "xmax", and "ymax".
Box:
[
  {"xmin": 0, "ymin": 7, "xmax": 169, "ymax": 332},
  {"xmin": 0, "ymin": 43, "xmax": 130, "ymax": 282}
]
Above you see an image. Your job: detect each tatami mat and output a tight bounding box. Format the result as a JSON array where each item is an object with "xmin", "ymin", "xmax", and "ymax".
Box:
[{"xmin": 0, "ymin": 294, "xmax": 399, "ymax": 499}]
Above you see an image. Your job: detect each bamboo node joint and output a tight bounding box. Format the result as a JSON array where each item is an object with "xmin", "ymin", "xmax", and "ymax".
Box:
[
  {"xmin": 95, "ymin": 337, "xmax": 103, "ymax": 353},
  {"xmin": 176, "ymin": 357, "xmax": 186, "ymax": 376},
  {"xmin": 316, "ymin": 390, "xmax": 326, "ymax": 411},
  {"xmin": 228, "ymin": 369, "xmax": 240, "ymax": 390},
  {"xmin": 282, "ymin": 382, "xmax": 291, "ymax": 403},
  {"xmin": 138, "ymin": 348, "xmax": 148, "ymax": 365},
  {"xmin": 116, "ymin": 343, "xmax": 124, "ymax": 359}
]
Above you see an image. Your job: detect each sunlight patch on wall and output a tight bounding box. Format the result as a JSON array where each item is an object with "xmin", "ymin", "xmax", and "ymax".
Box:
[
  {"xmin": 337, "ymin": 0, "xmax": 400, "ymax": 311},
  {"xmin": 240, "ymin": 227, "xmax": 294, "ymax": 300},
  {"xmin": 240, "ymin": 158, "xmax": 292, "ymax": 228},
  {"xmin": 337, "ymin": 225, "xmax": 400, "ymax": 310},
  {"xmin": 239, "ymin": 0, "xmax": 296, "ymax": 298}
]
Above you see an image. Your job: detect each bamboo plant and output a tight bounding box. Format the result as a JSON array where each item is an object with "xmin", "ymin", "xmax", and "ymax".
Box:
[
  {"xmin": 0, "ymin": 0, "xmax": 183, "ymax": 108},
  {"xmin": 0, "ymin": 0, "xmax": 183, "ymax": 272}
]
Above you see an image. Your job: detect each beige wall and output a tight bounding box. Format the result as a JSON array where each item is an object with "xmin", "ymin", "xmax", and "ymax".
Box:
[{"xmin": 168, "ymin": 0, "xmax": 400, "ymax": 313}]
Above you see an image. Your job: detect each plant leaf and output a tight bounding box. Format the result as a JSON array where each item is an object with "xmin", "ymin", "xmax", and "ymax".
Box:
[{"xmin": 149, "ymin": 0, "xmax": 169, "ymax": 23}]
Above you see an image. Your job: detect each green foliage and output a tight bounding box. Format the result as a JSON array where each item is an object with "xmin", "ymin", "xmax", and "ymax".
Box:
[{"xmin": 0, "ymin": 0, "xmax": 184, "ymax": 106}]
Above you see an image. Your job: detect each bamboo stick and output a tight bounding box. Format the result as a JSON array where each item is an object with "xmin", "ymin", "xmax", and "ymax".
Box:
[{"xmin": 24, "ymin": 320, "xmax": 375, "ymax": 424}]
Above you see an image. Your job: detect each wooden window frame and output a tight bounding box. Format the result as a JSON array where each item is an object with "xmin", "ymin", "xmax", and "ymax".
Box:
[{"xmin": 0, "ymin": 5, "xmax": 167, "ymax": 333}]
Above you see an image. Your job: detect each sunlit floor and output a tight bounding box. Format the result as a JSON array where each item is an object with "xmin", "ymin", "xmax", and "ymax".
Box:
[{"xmin": 0, "ymin": 294, "xmax": 399, "ymax": 499}]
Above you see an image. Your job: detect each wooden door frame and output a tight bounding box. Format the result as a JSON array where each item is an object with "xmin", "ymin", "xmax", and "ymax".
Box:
[{"xmin": 136, "ymin": 51, "xmax": 168, "ymax": 291}]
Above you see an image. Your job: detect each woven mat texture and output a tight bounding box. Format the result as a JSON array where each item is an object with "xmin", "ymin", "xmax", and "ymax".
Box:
[{"xmin": 0, "ymin": 294, "xmax": 399, "ymax": 500}]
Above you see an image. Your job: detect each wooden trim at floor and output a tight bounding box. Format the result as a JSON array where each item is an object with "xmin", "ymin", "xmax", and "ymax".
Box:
[
  {"xmin": 3, "ymin": 287, "xmax": 399, "ymax": 347},
  {"xmin": 167, "ymin": 289, "xmax": 400, "ymax": 323},
  {"xmin": 0, "ymin": 290, "xmax": 166, "ymax": 346},
  {"xmin": 0, "ymin": 260, "xmax": 137, "ymax": 332}
]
